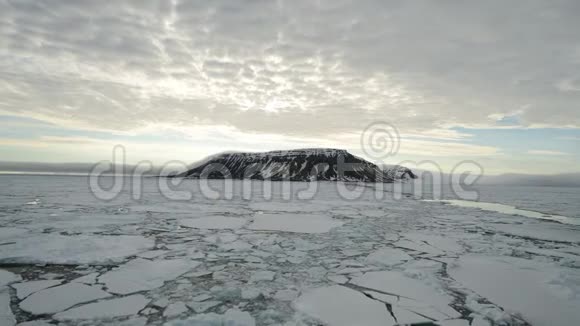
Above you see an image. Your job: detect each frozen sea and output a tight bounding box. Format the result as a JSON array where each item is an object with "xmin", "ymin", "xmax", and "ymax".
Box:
[{"xmin": 0, "ymin": 175, "xmax": 579, "ymax": 326}]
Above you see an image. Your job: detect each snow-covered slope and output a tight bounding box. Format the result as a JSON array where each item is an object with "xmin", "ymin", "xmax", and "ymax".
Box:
[{"xmin": 178, "ymin": 148, "xmax": 416, "ymax": 182}]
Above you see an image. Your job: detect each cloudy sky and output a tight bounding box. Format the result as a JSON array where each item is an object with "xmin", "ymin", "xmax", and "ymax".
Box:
[{"xmin": 1, "ymin": 0, "xmax": 579, "ymax": 175}]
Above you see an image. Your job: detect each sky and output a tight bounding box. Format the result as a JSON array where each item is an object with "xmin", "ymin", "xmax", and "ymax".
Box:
[{"xmin": 0, "ymin": 0, "xmax": 579, "ymax": 175}]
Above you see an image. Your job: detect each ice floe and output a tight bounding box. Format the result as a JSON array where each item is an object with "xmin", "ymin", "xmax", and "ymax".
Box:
[
  {"xmin": 12, "ymin": 279, "xmax": 63, "ymax": 299},
  {"xmin": 165, "ymin": 308, "xmax": 255, "ymax": 326},
  {"xmin": 19, "ymin": 283, "xmax": 111, "ymax": 315},
  {"xmin": 294, "ymin": 285, "xmax": 395, "ymax": 326},
  {"xmin": 54, "ymin": 294, "xmax": 150, "ymax": 320},
  {"xmin": 180, "ymin": 216, "xmax": 247, "ymax": 229},
  {"xmin": 99, "ymin": 258, "xmax": 200, "ymax": 294},
  {"xmin": 450, "ymin": 255, "xmax": 580, "ymax": 326},
  {"xmin": 0, "ymin": 287, "xmax": 15, "ymax": 326},
  {"xmin": 365, "ymin": 247, "xmax": 412, "ymax": 266},
  {"xmin": 249, "ymin": 213, "xmax": 343, "ymax": 233},
  {"xmin": 352, "ymin": 271, "xmax": 459, "ymax": 319},
  {"xmin": 0, "ymin": 270, "xmax": 20, "ymax": 287},
  {"xmin": 0, "ymin": 234, "xmax": 154, "ymax": 265}
]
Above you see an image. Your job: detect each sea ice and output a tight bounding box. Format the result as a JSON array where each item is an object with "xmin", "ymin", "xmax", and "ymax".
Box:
[
  {"xmin": 54, "ymin": 294, "xmax": 150, "ymax": 320},
  {"xmin": 163, "ymin": 302, "xmax": 188, "ymax": 318},
  {"xmin": 99, "ymin": 258, "xmax": 200, "ymax": 294},
  {"xmin": 0, "ymin": 270, "xmax": 20, "ymax": 287},
  {"xmin": 365, "ymin": 247, "xmax": 413, "ymax": 266},
  {"xmin": 187, "ymin": 300, "xmax": 221, "ymax": 313},
  {"xmin": 19, "ymin": 283, "xmax": 111, "ymax": 315},
  {"xmin": 449, "ymin": 255, "xmax": 580, "ymax": 326},
  {"xmin": 12, "ymin": 279, "xmax": 63, "ymax": 299},
  {"xmin": 166, "ymin": 308, "xmax": 255, "ymax": 326},
  {"xmin": 180, "ymin": 216, "xmax": 247, "ymax": 229},
  {"xmin": 249, "ymin": 270, "xmax": 276, "ymax": 282},
  {"xmin": 0, "ymin": 288, "xmax": 15, "ymax": 326},
  {"xmin": 248, "ymin": 213, "xmax": 343, "ymax": 233},
  {"xmin": 352, "ymin": 271, "xmax": 458, "ymax": 318},
  {"xmin": 293, "ymin": 285, "xmax": 395, "ymax": 326},
  {"xmin": 0, "ymin": 234, "xmax": 154, "ymax": 265},
  {"xmin": 0, "ymin": 227, "xmax": 28, "ymax": 241}
]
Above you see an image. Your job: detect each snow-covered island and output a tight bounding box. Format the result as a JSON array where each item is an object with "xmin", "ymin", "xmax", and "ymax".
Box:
[
  {"xmin": 176, "ymin": 148, "xmax": 417, "ymax": 182},
  {"xmin": 0, "ymin": 176, "xmax": 579, "ymax": 326}
]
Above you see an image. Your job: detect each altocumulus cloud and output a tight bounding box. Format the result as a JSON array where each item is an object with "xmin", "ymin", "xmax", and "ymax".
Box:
[{"xmin": 1, "ymin": 0, "xmax": 579, "ymax": 141}]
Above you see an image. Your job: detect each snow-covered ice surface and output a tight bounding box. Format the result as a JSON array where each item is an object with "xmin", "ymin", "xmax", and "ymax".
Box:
[{"xmin": 0, "ymin": 175, "xmax": 578, "ymax": 325}]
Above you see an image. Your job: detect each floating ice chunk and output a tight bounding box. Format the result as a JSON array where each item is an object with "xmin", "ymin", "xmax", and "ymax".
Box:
[
  {"xmin": 0, "ymin": 288, "xmax": 15, "ymax": 326},
  {"xmin": 470, "ymin": 316, "xmax": 492, "ymax": 326},
  {"xmin": 327, "ymin": 275, "xmax": 349, "ymax": 284},
  {"xmin": 294, "ymin": 285, "xmax": 395, "ymax": 326},
  {"xmin": 391, "ymin": 306, "xmax": 433, "ymax": 324},
  {"xmin": 0, "ymin": 235, "xmax": 154, "ymax": 265},
  {"xmin": 450, "ymin": 255, "xmax": 580, "ymax": 326},
  {"xmin": 114, "ymin": 317, "xmax": 148, "ymax": 326},
  {"xmin": 180, "ymin": 217, "xmax": 246, "ymax": 230},
  {"xmin": 394, "ymin": 239, "xmax": 445, "ymax": 255},
  {"xmin": 187, "ymin": 300, "xmax": 221, "ymax": 313},
  {"xmin": 54, "ymin": 295, "xmax": 149, "ymax": 320},
  {"xmin": 20, "ymin": 283, "xmax": 111, "ymax": 315},
  {"xmin": 153, "ymin": 297, "xmax": 170, "ymax": 308},
  {"xmin": 249, "ymin": 202, "xmax": 329, "ymax": 213},
  {"xmin": 166, "ymin": 308, "xmax": 255, "ymax": 326},
  {"xmin": 100, "ymin": 258, "xmax": 200, "ymax": 294},
  {"xmin": 71, "ymin": 273, "xmax": 99, "ymax": 285},
  {"xmin": 163, "ymin": 302, "xmax": 189, "ymax": 318},
  {"xmin": 249, "ymin": 213, "xmax": 343, "ymax": 233},
  {"xmin": 274, "ymin": 289, "xmax": 298, "ymax": 301},
  {"xmin": 221, "ymin": 240, "xmax": 252, "ymax": 251},
  {"xmin": 351, "ymin": 271, "xmax": 457, "ymax": 317},
  {"xmin": 0, "ymin": 270, "xmax": 20, "ymax": 287},
  {"xmin": 365, "ymin": 248, "xmax": 412, "ymax": 266},
  {"xmin": 192, "ymin": 294, "xmax": 213, "ymax": 302},
  {"xmin": 404, "ymin": 233, "xmax": 463, "ymax": 253},
  {"xmin": 249, "ymin": 271, "xmax": 275, "ymax": 282},
  {"xmin": 12, "ymin": 279, "xmax": 62, "ymax": 299},
  {"xmin": 241, "ymin": 288, "xmax": 262, "ymax": 300}
]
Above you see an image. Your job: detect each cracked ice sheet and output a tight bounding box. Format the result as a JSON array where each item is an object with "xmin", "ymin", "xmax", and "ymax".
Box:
[
  {"xmin": 180, "ymin": 216, "xmax": 247, "ymax": 229},
  {"xmin": 54, "ymin": 295, "xmax": 150, "ymax": 320},
  {"xmin": 99, "ymin": 258, "xmax": 200, "ymax": 294},
  {"xmin": 293, "ymin": 285, "xmax": 395, "ymax": 326},
  {"xmin": 12, "ymin": 279, "xmax": 63, "ymax": 299},
  {"xmin": 351, "ymin": 271, "xmax": 460, "ymax": 319},
  {"xmin": 19, "ymin": 283, "xmax": 111, "ymax": 315},
  {"xmin": 450, "ymin": 255, "xmax": 580, "ymax": 326},
  {"xmin": 365, "ymin": 248, "xmax": 413, "ymax": 266},
  {"xmin": 0, "ymin": 234, "xmax": 154, "ymax": 265},
  {"xmin": 248, "ymin": 213, "xmax": 343, "ymax": 233}
]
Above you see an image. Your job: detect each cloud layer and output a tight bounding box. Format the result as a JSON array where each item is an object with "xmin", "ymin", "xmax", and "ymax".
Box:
[{"xmin": 2, "ymin": 0, "xmax": 579, "ymax": 139}]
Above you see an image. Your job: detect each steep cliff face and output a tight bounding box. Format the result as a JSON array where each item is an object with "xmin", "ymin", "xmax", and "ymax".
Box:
[{"xmin": 178, "ymin": 148, "xmax": 416, "ymax": 182}]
